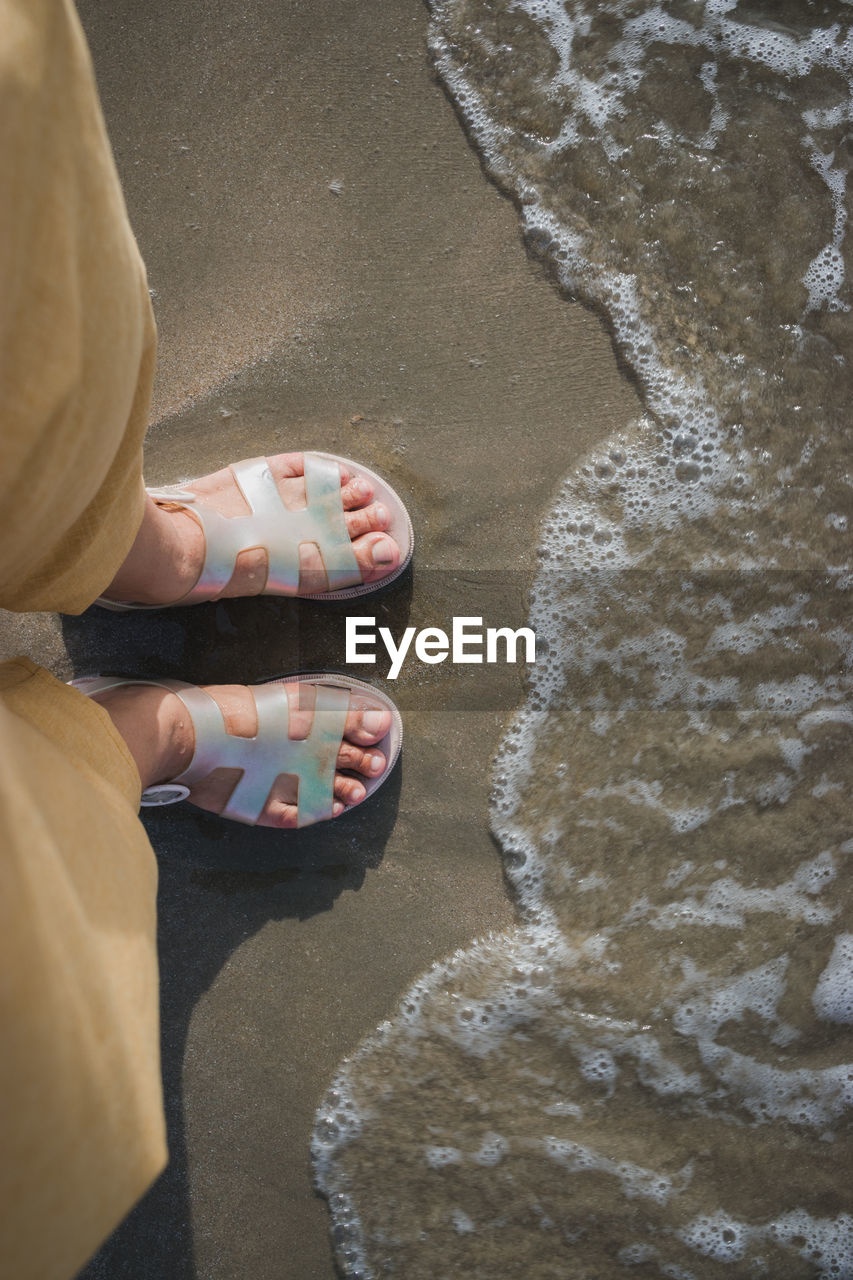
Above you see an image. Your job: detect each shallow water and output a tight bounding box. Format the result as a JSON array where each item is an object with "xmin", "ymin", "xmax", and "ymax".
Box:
[{"xmin": 313, "ymin": 2, "xmax": 853, "ymax": 1276}]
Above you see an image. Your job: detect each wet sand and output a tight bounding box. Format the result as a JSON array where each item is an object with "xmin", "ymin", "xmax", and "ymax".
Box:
[{"xmin": 0, "ymin": 1, "xmax": 642, "ymax": 1276}]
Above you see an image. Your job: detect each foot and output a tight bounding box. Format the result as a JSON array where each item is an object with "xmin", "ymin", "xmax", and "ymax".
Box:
[
  {"xmin": 92, "ymin": 680, "xmax": 392, "ymax": 828},
  {"xmin": 104, "ymin": 453, "xmax": 402, "ymax": 605}
]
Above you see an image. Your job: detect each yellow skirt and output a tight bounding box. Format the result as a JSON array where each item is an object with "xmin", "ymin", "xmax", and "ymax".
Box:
[{"xmin": 0, "ymin": 2, "xmax": 167, "ymax": 1275}]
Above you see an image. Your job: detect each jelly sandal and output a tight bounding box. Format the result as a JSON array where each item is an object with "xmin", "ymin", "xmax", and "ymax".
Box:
[
  {"xmin": 71, "ymin": 673, "xmax": 403, "ymax": 828},
  {"xmin": 96, "ymin": 451, "xmax": 414, "ymax": 609}
]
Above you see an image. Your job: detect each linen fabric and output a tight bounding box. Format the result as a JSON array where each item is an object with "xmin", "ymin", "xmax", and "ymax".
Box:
[{"xmin": 0, "ymin": 2, "xmax": 167, "ymax": 1276}]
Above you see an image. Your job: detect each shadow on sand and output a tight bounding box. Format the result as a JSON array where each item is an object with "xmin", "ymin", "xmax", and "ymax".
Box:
[{"xmin": 64, "ymin": 582, "xmax": 410, "ymax": 1279}]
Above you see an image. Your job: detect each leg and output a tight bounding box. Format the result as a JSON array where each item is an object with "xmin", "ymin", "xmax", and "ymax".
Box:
[
  {"xmin": 0, "ymin": 3, "xmax": 166, "ymax": 1274},
  {"xmin": 0, "ymin": 660, "xmax": 166, "ymax": 1280},
  {"xmin": 0, "ymin": 0, "xmax": 155, "ymax": 617}
]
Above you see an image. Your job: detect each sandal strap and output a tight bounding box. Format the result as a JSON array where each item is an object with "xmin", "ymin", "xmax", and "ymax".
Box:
[
  {"xmin": 171, "ymin": 681, "xmax": 351, "ymax": 827},
  {"xmin": 160, "ymin": 453, "xmax": 362, "ymax": 603}
]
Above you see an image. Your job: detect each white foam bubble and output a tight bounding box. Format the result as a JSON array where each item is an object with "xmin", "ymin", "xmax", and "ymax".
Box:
[
  {"xmin": 629, "ymin": 852, "xmax": 839, "ymax": 932},
  {"xmin": 804, "ymin": 243, "xmax": 849, "ymax": 313},
  {"xmin": 680, "ymin": 1208, "xmax": 853, "ymax": 1278},
  {"xmin": 450, "ymin": 1208, "xmax": 474, "ymax": 1234},
  {"xmin": 472, "ymin": 1131, "xmax": 509, "ymax": 1166},
  {"xmin": 813, "ymin": 934, "xmax": 853, "ymax": 1025},
  {"xmin": 680, "ymin": 1211, "xmax": 748, "ymax": 1263},
  {"xmin": 424, "ymin": 1145, "xmax": 462, "ymax": 1169},
  {"xmin": 541, "ymin": 1136, "xmax": 689, "ymax": 1205}
]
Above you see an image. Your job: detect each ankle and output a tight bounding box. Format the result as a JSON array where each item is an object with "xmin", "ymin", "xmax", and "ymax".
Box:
[
  {"xmin": 94, "ymin": 687, "xmax": 195, "ymax": 790},
  {"xmin": 104, "ymin": 498, "xmax": 203, "ymax": 605}
]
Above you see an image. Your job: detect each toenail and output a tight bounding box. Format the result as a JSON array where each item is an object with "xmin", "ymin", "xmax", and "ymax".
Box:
[
  {"xmin": 368, "ymin": 753, "xmax": 384, "ymax": 775},
  {"xmin": 350, "ymin": 782, "xmax": 366, "ymax": 802},
  {"xmin": 351, "ymin": 476, "xmax": 367, "ymax": 496},
  {"xmin": 375, "ymin": 503, "xmax": 388, "ymax": 525},
  {"xmin": 333, "ymin": 801, "xmax": 344, "ymax": 817},
  {"xmin": 362, "ymin": 709, "xmax": 385, "ymax": 734},
  {"xmin": 370, "ymin": 535, "xmax": 395, "ymax": 566}
]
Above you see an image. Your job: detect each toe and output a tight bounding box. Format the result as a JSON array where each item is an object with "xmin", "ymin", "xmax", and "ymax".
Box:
[
  {"xmin": 284, "ymin": 686, "xmax": 391, "ymax": 746},
  {"xmin": 296, "ymin": 501, "xmax": 393, "ymax": 593},
  {"xmin": 263, "ymin": 785, "xmax": 357, "ymax": 828},
  {"xmin": 334, "ymin": 774, "xmax": 367, "ymax": 806},
  {"xmin": 267, "ymin": 452, "xmax": 309, "ymax": 481},
  {"xmin": 262, "ymin": 799, "xmax": 299, "ymax": 830},
  {"xmin": 345, "ymin": 501, "xmax": 390, "ymax": 540},
  {"xmin": 341, "ymin": 474, "xmax": 374, "ymax": 510},
  {"xmin": 351, "ymin": 531, "xmax": 401, "ymax": 585},
  {"xmin": 343, "ymin": 696, "xmax": 392, "ymax": 745},
  {"xmin": 267, "ymin": 453, "xmax": 355, "ymax": 508},
  {"xmin": 337, "ymin": 740, "xmax": 387, "ymax": 777}
]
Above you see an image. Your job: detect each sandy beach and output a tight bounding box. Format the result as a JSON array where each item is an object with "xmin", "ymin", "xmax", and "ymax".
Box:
[{"xmin": 0, "ymin": 0, "xmax": 642, "ymax": 1276}]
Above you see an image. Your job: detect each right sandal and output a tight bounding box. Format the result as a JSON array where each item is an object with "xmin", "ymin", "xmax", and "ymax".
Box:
[
  {"xmin": 96, "ymin": 451, "xmax": 414, "ymax": 610},
  {"xmin": 71, "ymin": 673, "xmax": 403, "ymax": 828}
]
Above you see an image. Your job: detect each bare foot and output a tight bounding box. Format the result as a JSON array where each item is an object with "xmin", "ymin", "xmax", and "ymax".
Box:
[
  {"xmin": 91, "ymin": 680, "xmax": 392, "ymax": 828},
  {"xmin": 104, "ymin": 453, "xmax": 402, "ymax": 605}
]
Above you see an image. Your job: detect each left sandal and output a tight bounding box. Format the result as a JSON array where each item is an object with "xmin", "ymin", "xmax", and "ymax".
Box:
[
  {"xmin": 96, "ymin": 451, "xmax": 414, "ymax": 610},
  {"xmin": 72, "ymin": 673, "xmax": 402, "ymax": 828}
]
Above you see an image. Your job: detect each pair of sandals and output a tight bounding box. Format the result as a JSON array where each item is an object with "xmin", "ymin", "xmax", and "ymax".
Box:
[{"xmin": 73, "ymin": 452, "xmax": 413, "ymax": 829}]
